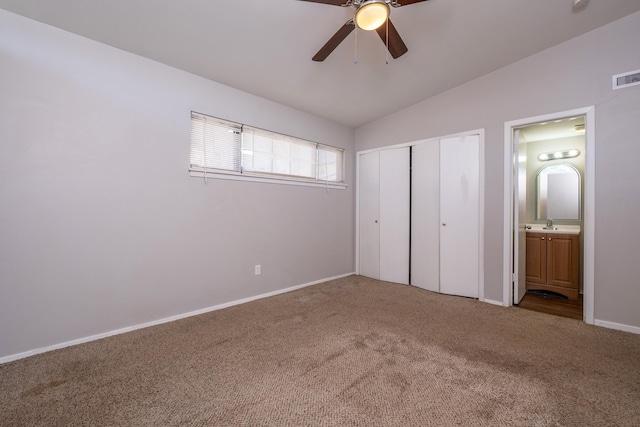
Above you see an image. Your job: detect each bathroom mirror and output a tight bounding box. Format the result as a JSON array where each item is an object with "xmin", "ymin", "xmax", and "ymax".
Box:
[{"xmin": 536, "ymin": 164, "xmax": 581, "ymax": 220}]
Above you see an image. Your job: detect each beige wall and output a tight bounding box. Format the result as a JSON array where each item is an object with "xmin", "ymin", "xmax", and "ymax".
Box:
[
  {"xmin": 355, "ymin": 11, "xmax": 640, "ymax": 329},
  {"xmin": 0, "ymin": 10, "xmax": 355, "ymax": 359}
]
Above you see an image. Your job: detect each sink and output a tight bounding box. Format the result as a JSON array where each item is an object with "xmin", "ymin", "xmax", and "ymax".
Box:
[{"xmin": 526, "ymin": 224, "xmax": 580, "ymax": 235}]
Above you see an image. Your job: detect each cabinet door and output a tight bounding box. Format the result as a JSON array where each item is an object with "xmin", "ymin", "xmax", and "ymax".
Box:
[
  {"xmin": 525, "ymin": 233, "xmax": 546, "ymax": 285},
  {"xmin": 547, "ymin": 234, "xmax": 579, "ymax": 289}
]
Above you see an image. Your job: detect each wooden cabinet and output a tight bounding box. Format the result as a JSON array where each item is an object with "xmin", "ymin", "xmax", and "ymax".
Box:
[{"xmin": 525, "ymin": 232, "xmax": 580, "ymax": 300}]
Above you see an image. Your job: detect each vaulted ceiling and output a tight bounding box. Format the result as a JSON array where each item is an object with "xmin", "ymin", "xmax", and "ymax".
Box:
[{"xmin": 1, "ymin": 0, "xmax": 639, "ymax": 128}]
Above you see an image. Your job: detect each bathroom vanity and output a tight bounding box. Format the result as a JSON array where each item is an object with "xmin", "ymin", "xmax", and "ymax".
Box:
[{"xmin": 525, "ymin": 226, "xmax": 580, "ymax": 300}]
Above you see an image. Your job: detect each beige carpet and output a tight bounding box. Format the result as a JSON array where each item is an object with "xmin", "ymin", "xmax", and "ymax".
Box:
[{"xmin": 1, "ymin": 275, "xmax": 639, "ymax": 426}]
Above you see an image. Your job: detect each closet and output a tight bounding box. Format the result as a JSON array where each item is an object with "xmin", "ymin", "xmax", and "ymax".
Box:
[
  {"xmin": 358, "ymin": 134, "xmax": 481, "ymax": 299},
  {"xmin": 358, "ymin": 147, "xmax": 410, "ymax": 284}
]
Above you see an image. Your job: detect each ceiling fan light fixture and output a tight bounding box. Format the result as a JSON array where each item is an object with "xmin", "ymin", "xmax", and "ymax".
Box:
[{"xmin": 355, "ymin": 0, "xmax": 389, "ymax": 31}]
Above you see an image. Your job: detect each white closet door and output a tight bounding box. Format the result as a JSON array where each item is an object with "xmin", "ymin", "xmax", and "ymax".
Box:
[
  {"xmin": 440, "ymin": 135, "xmax": 480, "ymax": 298},
  {"xmin": 411, "ymin": 141, "xmax": 440, "ymax": 292},
  {"xmin": 358, "ymin": 151, "xmax": 380, "ymax": 280},
  {"xmin": 379, "ymin": 148, "xmax": 410, "ymax": 284}
]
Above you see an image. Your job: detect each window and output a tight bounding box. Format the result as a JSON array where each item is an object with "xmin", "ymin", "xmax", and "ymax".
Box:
[{"xmin": 190, "ymin": 112, "xmax": 345, "ymax": 188}]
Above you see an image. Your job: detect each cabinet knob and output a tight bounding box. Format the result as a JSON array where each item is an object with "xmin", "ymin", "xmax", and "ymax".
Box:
[
  {"xmin": 442, "ymin": 223, "xmax": 447, "ymax": 226},
  {"xmin": 375, "ymin": 220, "xmax": 378, "ymax": 223},
  {"xmin": 541, "ymin": 237, "xmax": 545, "ymax": 240},
  {"xmin": 549, "ymin": 237, "xmax": 552, "ymax": 241}
]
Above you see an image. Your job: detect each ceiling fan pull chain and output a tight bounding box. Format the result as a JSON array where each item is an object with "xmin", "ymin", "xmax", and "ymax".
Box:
[{"xmin": 354, "ymin": 26, "xmax": 358, "ymax": 64}]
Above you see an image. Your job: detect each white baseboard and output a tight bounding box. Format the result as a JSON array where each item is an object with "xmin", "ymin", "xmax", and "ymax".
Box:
[
  {"xmin": 0, "ymin": 272, "xmax": 356, "ymax": 365},
  {"xmin": 482, "ymin": 298, "xmax": 506, "ymax": 307},
  {"xmin": 594, "ymin": 319, "xmax": 640, "ymax": 335}
]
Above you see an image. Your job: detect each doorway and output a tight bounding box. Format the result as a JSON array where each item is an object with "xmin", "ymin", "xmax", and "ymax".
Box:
[{"xmin": 503, "ymin": 107, "xmax": 595, "ymax": 324}]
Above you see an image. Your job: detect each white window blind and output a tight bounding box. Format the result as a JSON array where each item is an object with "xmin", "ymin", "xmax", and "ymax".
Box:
[
  {"xmin": 242, "ymin": 126, "xmax": 317, "ymax": 179},
  {"xmin": 189, "ymin": 112, "xmax": 346, "ymax": 188},
  {"xmin": 318, "ymin": 144, "xmax": 343, "ymax": 182},
  {"xmin": 190, "ymin": 112, "xmax": 241, "ymax": 173}
]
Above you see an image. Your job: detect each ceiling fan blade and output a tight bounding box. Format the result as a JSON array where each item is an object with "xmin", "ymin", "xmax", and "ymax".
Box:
[
  {"xmin": 394, "ymin": 0, "xmax": 429, "ymax": 5},
  {"xmin": 375, "ymin": 19, "xmax": 408, "ymax": 59},
  {"xmin": 312, "ymin": 20, "xmax": 355, "ymax": 62},
  {"xmin": 297, "ymin": 0, "xmax": 348, "ymax": 6}
]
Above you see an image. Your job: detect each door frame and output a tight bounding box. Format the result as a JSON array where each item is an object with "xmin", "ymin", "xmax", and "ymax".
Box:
[{"xmin": 502, "ymin": 107, "xmax": 595, "ymax": 324}]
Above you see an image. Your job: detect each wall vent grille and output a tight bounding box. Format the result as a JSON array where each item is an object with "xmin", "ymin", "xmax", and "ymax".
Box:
[{"xmin": 613, "ymin": 69, "xmax": 640, "ymax": 90}]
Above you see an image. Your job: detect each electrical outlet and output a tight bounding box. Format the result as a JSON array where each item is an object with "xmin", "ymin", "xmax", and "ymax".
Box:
[{"xmin": 255, "ymin": 265, "xmax": 261, "ymax": 275}]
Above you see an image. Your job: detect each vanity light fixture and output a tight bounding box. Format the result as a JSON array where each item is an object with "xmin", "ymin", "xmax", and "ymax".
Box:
[{"xmin": 538, "ymin": 149, "xmax": 580, "ymax": 162}]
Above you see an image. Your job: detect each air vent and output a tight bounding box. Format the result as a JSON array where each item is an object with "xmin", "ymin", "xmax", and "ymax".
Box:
[{"xmin": 613, "ymin": 69, "xmax": 640, "ymax": 90}]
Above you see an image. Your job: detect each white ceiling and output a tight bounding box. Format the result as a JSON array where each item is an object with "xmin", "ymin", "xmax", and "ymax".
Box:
[
  {"xmin": 1, "ymin": 0, "xmax": 640, "ymax": 128},
  {"xmin": 519, "ymin": 116, "xmax": 585, "ymax": 143}
]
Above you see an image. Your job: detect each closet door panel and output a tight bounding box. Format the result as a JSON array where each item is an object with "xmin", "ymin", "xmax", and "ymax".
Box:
[
  {"xmin": 411, "ymin": 141, "xmax": 440, "ymax": 292},
  {"xmin": 440, "ymin": 135, "xmax": 480, "ymax": 298},
  {"xmin": 358, "ymin": 151, "xmax": 380, "ymax": 280},
  {"xmin": 379, "ymin": 148, "xmax": 410, "ymax": 284}
]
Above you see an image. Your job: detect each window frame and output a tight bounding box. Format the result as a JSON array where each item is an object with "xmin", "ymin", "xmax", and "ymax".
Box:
[{"xmin": 189, "ymin": 112, "xmax": 347, "ymax": 189}]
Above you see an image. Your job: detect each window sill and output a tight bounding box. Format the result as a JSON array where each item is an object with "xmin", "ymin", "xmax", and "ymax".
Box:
[{"xmin": 189, "ymin": 170, "xmax": 347, "ymax": 190}]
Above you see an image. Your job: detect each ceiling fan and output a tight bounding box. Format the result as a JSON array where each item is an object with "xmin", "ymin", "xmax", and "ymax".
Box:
[{"xmin": 299, "ymin": 0, "xmax": 430, "ymax": 61}]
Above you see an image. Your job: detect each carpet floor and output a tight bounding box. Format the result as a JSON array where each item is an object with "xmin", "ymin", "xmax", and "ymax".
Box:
[{"xmin": 1, "ymin": 275, "xmax": 639, "ymax": 426}]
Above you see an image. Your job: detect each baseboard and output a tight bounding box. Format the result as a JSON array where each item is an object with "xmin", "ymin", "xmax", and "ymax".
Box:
[
  {"xmin": 594, "ymin": 319, "xmax": 640, "ymax": 335},
  {"xmin": 482, "ymin": 298, "xmax": 506, "ymax": 307},
  {"xmin": 0, "ymin": 272, "xmax": 356, "ymax": 365}
]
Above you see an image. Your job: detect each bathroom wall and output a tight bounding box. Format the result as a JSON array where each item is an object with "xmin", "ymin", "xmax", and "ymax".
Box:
[{"xmin": 525, "ymin": 135, "xmax": 586, "ymax": 224}]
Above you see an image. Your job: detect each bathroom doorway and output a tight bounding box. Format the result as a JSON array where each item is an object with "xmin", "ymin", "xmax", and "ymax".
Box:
[{"xmin": 503, "ymin": 107, "xmax": 595, "ymax": 324}]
